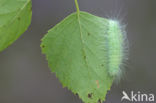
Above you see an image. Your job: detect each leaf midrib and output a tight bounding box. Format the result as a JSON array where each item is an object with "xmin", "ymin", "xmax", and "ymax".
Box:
[
  {"xmin": 76, "ymin": 12, "xmax": 109, "ymax": 81},
  {"xmin": 76, "ymin": 12, "xmax": 93, "ymax": 79}
]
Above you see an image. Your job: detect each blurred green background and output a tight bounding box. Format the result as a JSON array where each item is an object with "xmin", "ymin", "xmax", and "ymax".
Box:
[{"xmin": 0, "ymin": 0, "xmax": 156, "ymax": 103}]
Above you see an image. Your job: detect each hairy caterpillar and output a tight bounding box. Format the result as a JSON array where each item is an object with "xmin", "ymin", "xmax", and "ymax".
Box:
[{"xmin": 107, "ymin": 19, "xmax": 128, "ymax": 81}]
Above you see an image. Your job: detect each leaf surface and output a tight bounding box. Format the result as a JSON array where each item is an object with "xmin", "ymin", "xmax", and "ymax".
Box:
[
  {"xmin": 41, "ymin": 11, "xmax": 124, "ymax": 103},
  {"xmin": 0, "ymin": 0, "xmax": 32, "ymax": 51}
]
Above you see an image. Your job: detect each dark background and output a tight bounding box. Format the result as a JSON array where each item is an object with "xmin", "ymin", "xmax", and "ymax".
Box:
[{"xmin": 0, "ymin": 0, "xmax": 156, "ymax": 103}]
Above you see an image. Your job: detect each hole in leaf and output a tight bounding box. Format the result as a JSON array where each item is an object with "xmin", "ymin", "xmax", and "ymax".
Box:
[
  {"xmin": 42, "ymin": 45, "xmax": 45, "ymax": 48},
  {"xmin": 88, "ymin": 93, "xmax": 93, "ymax": 98},
  {"xmin": 98, "ymin": 99, "xmax": 101, "ymax": 103},
  {"xmin": 17, "ymin": 17, "xmax": 21, "ymax": 21},
  {"xmin": 30, "ymin": 7, "xmax": 32, "ymax": 11},
  {"xmin": 84, "ymin": 55, "xmax": 86, "ymax": 59}
]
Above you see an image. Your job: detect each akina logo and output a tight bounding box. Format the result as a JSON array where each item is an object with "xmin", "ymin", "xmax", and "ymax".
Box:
[{"xmin": 121, "ymin": 91, "xmax": 155, "ymax": 102}]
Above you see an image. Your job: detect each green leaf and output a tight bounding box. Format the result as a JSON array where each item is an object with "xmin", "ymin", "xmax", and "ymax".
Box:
[
  {"xmin": 0, "ymin": 0, "xmax": 32, "ymax": 52},
  {"xmin": 41, "ymin": 11, "xmax": 125, "ymax": 103}
]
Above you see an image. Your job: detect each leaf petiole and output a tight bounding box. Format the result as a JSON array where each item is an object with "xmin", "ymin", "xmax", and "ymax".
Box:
[{"xmin": 74, "ymin": 0, "xmax": 80, "ymax": 16}]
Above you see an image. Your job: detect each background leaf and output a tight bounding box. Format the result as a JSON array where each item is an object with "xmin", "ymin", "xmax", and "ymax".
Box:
[
  {"xmin": 0, "ymin": 0, "xmax": 32, "ymax": 52},
  {"xmin": 41, "ymin": 11, "xmax": 124, "ymax": 103}
]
